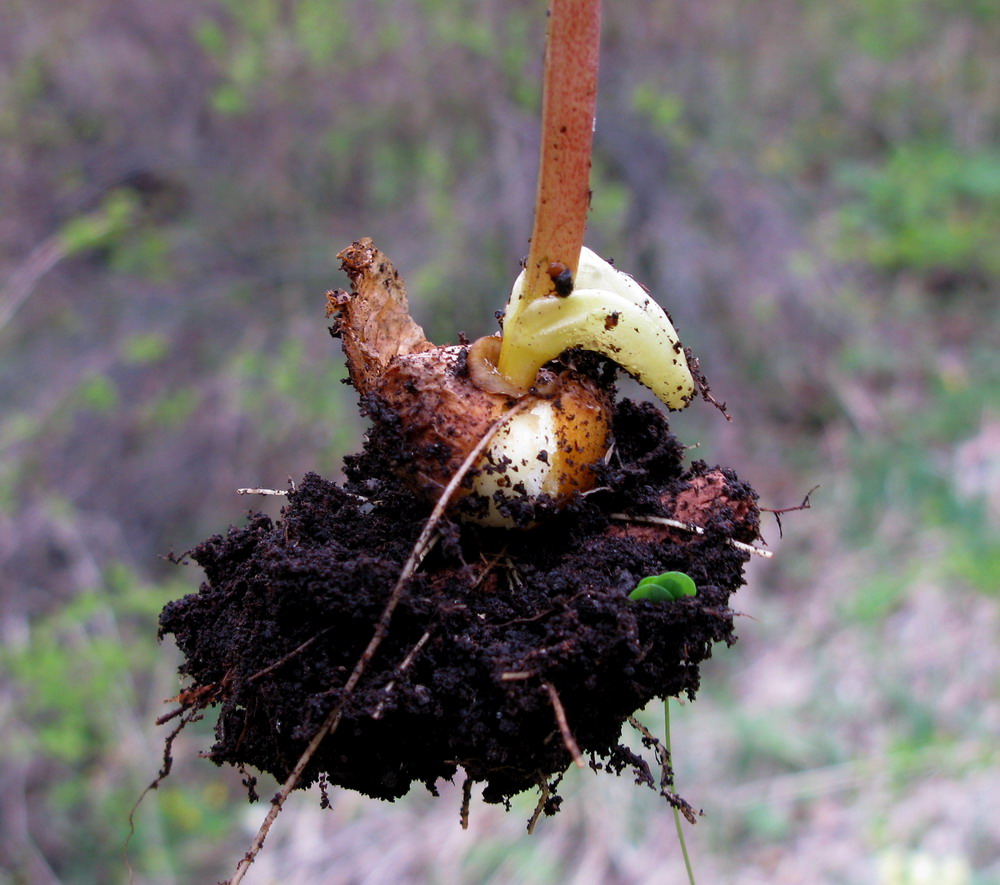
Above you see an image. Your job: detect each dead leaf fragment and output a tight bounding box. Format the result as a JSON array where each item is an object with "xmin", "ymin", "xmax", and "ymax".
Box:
[{"xmin": 326, "ymin": 238, "xmax": 433, "ymax": 394}]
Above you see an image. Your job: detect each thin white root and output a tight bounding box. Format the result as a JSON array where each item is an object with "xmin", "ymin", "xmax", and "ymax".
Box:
[
  {"xmin": 608, "ymin": 513, "xmax": 773, "ymax": 559},
  {"xmin": 238, "ymin": 476, "xmax": 297, "ymax": 496}
]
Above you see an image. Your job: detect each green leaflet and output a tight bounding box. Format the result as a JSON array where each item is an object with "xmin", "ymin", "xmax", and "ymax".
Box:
[{"xmin": 628, "ymin": 571, "xmax": 697, "ymax": 602}]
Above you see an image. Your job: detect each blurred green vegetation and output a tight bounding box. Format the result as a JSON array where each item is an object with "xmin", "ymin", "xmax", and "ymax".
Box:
[
  {"xmin": 1, "ymin": 564, "xmax": 238, "ymax": 883},
  {"xmin": 1, "ymin": 0, "xmax": 999, "ymax": 882},
  {"xmin": 837, "ymin": 144, "xmax": 1000, "ymax": 278}
]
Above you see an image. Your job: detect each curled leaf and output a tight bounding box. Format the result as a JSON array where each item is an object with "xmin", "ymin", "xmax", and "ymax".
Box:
[{"xmin": 497, "ymin": 247, "xmax": 695, "ymax": 409}]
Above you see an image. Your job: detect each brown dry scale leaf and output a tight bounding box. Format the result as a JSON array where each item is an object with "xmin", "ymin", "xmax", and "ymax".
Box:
[{"xmin": 158, "ymin": 240, "xmax": 762, "ymax": 819}]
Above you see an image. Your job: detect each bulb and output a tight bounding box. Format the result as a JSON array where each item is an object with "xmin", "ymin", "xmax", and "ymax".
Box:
[
  {"xmin": 375, "ymin": 344, "xmax": 611, "ymax": 527},
  {"xmin": 466, "ymin": 380, "xmax": 609, "ymax": 527}
]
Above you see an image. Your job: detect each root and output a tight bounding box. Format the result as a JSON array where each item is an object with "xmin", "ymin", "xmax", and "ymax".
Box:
[
  {"xmin": 460, "ymin": 776, "xmax": 473, "ymax": 830},
  {"xmin": 526, "ymin": 771, "xmax": 564, "ymax": 834},
  {"xmin": 543, "ymin": 681, "xmax": 584, "ymax": 769},
  {"xmin": 224, "ymin": 400, "xmax": 532, "ymax": 885},
  {"xmin": 126, "ymin": 706, "xmax": 204, "ymax": 878},
  {"xmin": 250, "ymin": 629, "xmax": 332, "ymax": 682},
  {"xmin": 237, "ymin": 476, "xmax": 296, "ymax": 496},
  {"xmin": 471, "ymin": 549, "xmax": 506, "ymax": 591},
  {"xmin": 687, "ymin": 351, "xmax": 730, "ymax": 421},
  {"xmin": 372, "ymin": 628, "xmax": 433, "ymax": 719},
  {"xmin": 608, "ymin": 513, "xmax": 773, "ymax": 559},
  {"xmin": 628, "ymin": 715, "xmax": 697, "ymax": 825},
  {"xmin": 761, "ymin": 484, "xmax": 819, "ymax": 537},
  {"xmin": 526, "ymin": 777, "xmax": 550, "ymax": 834},
  {"xmin": 155, "ymin": 680, "xmax": 227, "ymax": 726},
  {"xmin": 502, "ymin": 555, "xmax": 525, "ymax": 590}
]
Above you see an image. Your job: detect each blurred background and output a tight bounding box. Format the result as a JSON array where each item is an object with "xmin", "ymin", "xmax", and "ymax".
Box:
[{"xmin": 2, "ymin": 0, "xmax": 999, "ymax": 882}]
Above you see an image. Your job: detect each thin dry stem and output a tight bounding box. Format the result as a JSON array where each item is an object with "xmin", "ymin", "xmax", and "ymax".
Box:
[{"xmin": 225, "ymin": 400, "xmax": 532, "ymax": 885}]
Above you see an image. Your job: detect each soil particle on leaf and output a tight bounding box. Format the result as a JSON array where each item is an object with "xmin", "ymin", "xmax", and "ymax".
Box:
[{"xmin": 159, "ymin": 398, "xmax": 760, "ymax": 813}]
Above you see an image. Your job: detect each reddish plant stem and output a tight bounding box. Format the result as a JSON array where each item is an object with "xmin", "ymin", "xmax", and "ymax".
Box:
[{"xmin": 522, "ymin": 0, "xmax": 601, "ymax": 300}]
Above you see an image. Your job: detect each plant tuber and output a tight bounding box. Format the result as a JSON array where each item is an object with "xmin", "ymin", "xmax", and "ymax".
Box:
[{"xmin": 328, "ymin": 240, "xmax": 696, "ymax": 527}]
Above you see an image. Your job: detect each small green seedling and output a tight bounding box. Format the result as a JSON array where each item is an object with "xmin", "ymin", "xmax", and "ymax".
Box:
[{"xmin": 628, "ymin": 571, "xmax": 697, "ymax": 602}]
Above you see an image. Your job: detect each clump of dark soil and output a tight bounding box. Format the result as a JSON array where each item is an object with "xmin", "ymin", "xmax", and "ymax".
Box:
[{"xmin": 159, "ymin": 396, "xmax": 760, "ymax": 813}]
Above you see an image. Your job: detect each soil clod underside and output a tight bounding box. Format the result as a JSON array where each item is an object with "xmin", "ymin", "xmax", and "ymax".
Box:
[{"xmin": 160, "ymin": 398, "xmax": 760, "ymax": 813}]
